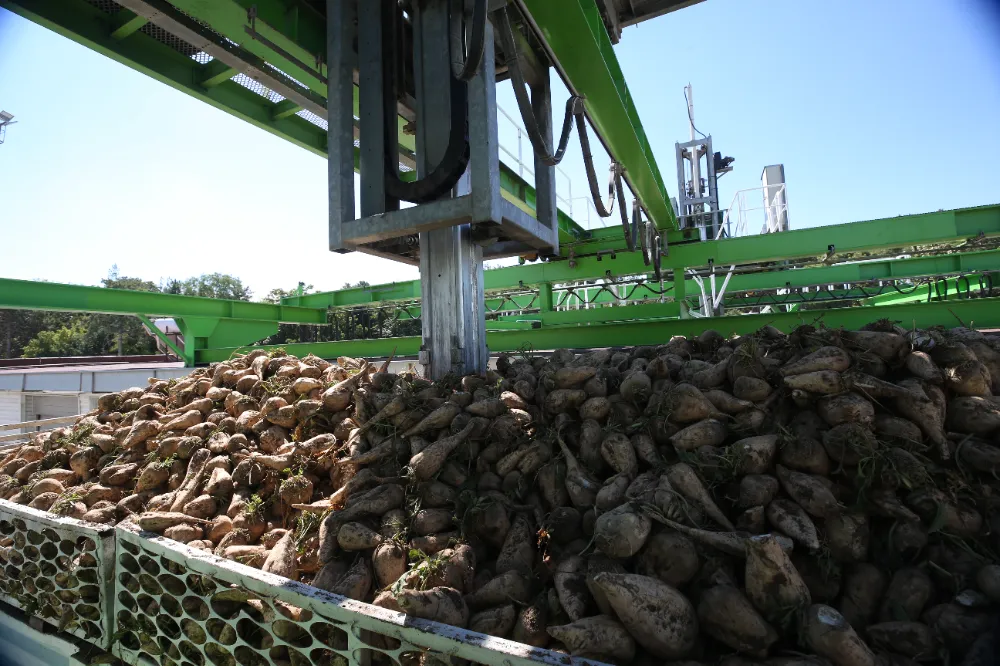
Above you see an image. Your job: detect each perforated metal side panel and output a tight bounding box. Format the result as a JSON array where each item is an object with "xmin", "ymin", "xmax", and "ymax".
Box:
[
  {"xmin": 114, "ymin": 527, "xmax": 604, "ymax": 666},
  {"xmin": 0, "ymin": 499, "xmax": 115, "ymax": 647}
]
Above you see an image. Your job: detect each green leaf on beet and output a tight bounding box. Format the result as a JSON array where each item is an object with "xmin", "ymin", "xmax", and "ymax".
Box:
[
  {"xmin": 927, "ymin": 500, "xmax": 948, "ymax": 534},
  {"xmin": 889, "ymin": 599, "xmax": 910, "ymax": 622}
]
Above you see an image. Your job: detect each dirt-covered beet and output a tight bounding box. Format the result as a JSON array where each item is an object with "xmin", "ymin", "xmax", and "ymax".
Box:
[{"xmin": 4, "ymin": 323, "xmax": 1000, "ymax": 666}]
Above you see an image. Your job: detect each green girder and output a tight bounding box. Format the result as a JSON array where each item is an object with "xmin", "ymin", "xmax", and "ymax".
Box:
[
  {"xmin": 165, "ymin": 0, "xmax": 674, "ymax": 231},
  {"xmin": 283, "ymin": 206, "xmax": 1000, "ymax": 309},
  {"xmin": 2, "ymin": 0, "xmax": 334, "ymax": 157},
  {"xmin": 195, "ymin": 296, "xmax": 1000, "ymax": 363},
  {"xmin": 0, "ymin": 0, "xmax": 589, "ymax": 242},
  {"xmin": 0, "ymin": 277, "xmax": 325, "ymax": 323},
  {"xmin": 0, "ymin": 277, "xmax": 326, "ymax": 366},
  {"xmin": 1, "ymin": 204, "xmax": 997, "ymax": 365}
]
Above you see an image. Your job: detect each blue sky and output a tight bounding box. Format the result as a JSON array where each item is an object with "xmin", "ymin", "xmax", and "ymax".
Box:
[{"xmin": 1, "ymin": 0, "xmax": 998, "ymax": 298}]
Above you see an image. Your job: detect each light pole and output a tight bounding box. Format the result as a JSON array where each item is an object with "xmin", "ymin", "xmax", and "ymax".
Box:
[{"xmin": 0, "ymin": 111, "xmax": 16, "ymax": 145}]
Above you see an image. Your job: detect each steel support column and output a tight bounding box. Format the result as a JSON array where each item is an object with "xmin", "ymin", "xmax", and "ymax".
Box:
[
  {"xmin": 415, "ymin": 0, "xmax": 487, "ymax": 378},
  {"xmin": 673, "ymin": 269, "xmax": 688, "ymax": 318},
  {"xmin": 531, "ymin": 64, "xmax": 558, "ymax": 254},
  {"xmin": 326, "ymin": 0, "xmax": 356, "ymax": 252}
]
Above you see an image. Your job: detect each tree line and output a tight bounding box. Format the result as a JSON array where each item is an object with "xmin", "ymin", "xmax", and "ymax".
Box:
[{"xmin": 0, "ymin": 267, "xmax": 420, "ymax": 360}]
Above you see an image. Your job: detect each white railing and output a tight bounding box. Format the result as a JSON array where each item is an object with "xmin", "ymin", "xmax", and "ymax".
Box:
[
  {"xmin": 497, "ymin": 104, "xmax": 599, "ymax": 228},
  {"xmin": 714, "ymin": 183, "xmax": 788, "ymax": 239},
  {"xmin": 682, "ymin": 183, "xmax": 788, "ymax": 313},
  {"xmin": 0, "ymin": 414, "xmax": 85, "ymax": 444}
]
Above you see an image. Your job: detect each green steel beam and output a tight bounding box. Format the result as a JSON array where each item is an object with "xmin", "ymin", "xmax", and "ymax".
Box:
[
  {"xmin": 485, "ymin": 297, "xmax": 1000, "ymax": 352},
  {"xmin": 722, "ymin": 247, "xmax": 1000, "ymax": 293},
  {"xmin": 166, "ymin": 0, "xmax": 327, "ymax": 96},
  {"xmin": 500, "ymin": 167, "xmax": 589, "ymax": 242},
  {"xmin": 109, "ymin": 9, "xmax": 147, "ymax": 40},
  {"xmin": 560, "ymin": 225, "xmax": 697, "ymax": 257},
  {"xmin": 197, "ymin": 296, "xmax": 1000, "ymax": 363},
  {"xmin": 4, "ymin": 0, "xmax": 591, "ymax": 241},
  {"xmin": 283, "ymin": 208, "xmax": 1000, "ymax": 309},
  {"xmin": 520, "ymin": 0, "xmax": 676, "ymax": 230},
  {"xmin": 271, "ymin": 99, "xmax": 303, "ymax": 121},
  {"xmin": 2, "ymin": 0, "xmax": 336, "ymax": 158},
  {"xmin": 861, "ymin": 276, "xmax": 991, "ymax": 308},
  {"xmin": 136, "ymin": 313, "xmax": 186, "ymax": 360},
  {"xmin": 177, "ymin": 317, "xmax": 279, "ymax": 352},
  {"xmin": 668, "ymin": 205, "xmax": 1000, "ymax": 269},
  {"xmin": 199, "ymin": 336, "xmax": 423, "ymax": 364},
  {"xmin": 165, "ymin": 0, "xmax": 415, "ymax": 157},
  {"xmin": 495, "ymin": 300, "xmax": 681, "ymax": 326},
  {"xmin": 486, "ymin": 320, "xmax": 538, "ymax": 331},
  {"xmin": 490, "ymin": 204, "xmax": 1000, "ymax": 281},
  {"xmin": 199, "ymin": 60, "xmax": 239, "ymax": 88},
  {"xmin": 0, "ymin": 277, "xmax": 327, "ymax": 323}
]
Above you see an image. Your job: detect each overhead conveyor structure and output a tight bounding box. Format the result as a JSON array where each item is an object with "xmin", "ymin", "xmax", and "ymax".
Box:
[
  {"xmin": 1, "ymin": 2, "xmax": 1000, "ymax": 663},
  {"xmin": 0, "ymin": 0, "xmax": 998, "ymax": 374}
]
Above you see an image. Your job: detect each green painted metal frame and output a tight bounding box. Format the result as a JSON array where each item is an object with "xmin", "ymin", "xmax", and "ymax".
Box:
[
  {"xmin": 0, "ymin": 0, "xmax": 591, "ymax": 243},
  {"xmin": 135, "ymin": 314, "xmax": 186, "ymax": 359},
  {"xmin": 860, "ymin": 275, "xmax": 992, "ymax": 307},
  {"xmin": 4, "ymin": 2, "xmax": 999, "ymax": 366},
  {"xmin": 197, "ymin": 295, "xmax": 1000, "ymax": 363},
  {"xmin": 0, "ymin": 278, "xmax": 325, "ymax": 323},
  {"xmin": 163, "ymin": 0, "xmax": 672, "ymax": 234},
  {"xmin": 1, "ymin": 203, "xmax": 996, "ymax": 365},
  {"xmin": 0, "ymin": 277, "xmax": 328, "ymax": 366},
  {"xmin": 283, "ymin": 206, "xmax": 1000, "ymax": 309},
  {"xmin": 2, "ymin": 0, "xmax": 334, "ymax": 157}
]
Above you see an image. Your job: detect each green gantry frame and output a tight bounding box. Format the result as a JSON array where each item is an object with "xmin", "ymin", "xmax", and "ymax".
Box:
[
  {"xmin": 283, "ymin": 204, "xmax": 1000, "ymax": 305},
  {"xmin": 0, "ymin": 0, "xmax": 676, "ymax": 243},
  {"xmin": 194, "ymin": 296, "xmax": 1000, "ymax": 364},
  {"xmin": 0, "ymin": 278, "xmax": 326, "ymax": 367},
  {"xmin": 3, "ymin": 0, "xmax": 999, "ymax": 366},
  {"xmin": 1, "ymin": 204, "xmax": 996, "ymax": 365}
]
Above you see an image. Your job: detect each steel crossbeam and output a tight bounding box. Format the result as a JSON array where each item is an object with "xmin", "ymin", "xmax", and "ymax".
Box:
[{"xmin": 195, "ymin": 296, "xmax": 1000, "ymax": 363}]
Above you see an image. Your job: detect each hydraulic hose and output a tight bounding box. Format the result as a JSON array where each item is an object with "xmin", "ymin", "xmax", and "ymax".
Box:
[
  {"xmin": 575, "ymin": 110, "xmax": 616, "ymax": 218},
  {"xmin": 956, "ymin": 274, "xmax": 971, "ymax": 298},
  {"xmin": 383, "ymin": 0, "xmax": 470, "ymax": 204},
  {"xmin": 496, "ymin": 6, "xmax": 644, "ymax": 251},
  {"xmin": 496, "ymin": 8, "xmax": 579, "ymax": 167},
  {"xmin": 614, "ymin": 164, "xmax": 634, "ymax": 252},
  {"xmin": 635, "ymin": 200, "xmax": 648, "ymax": 265},
  {"xmin": 450, "ymin": 0, "xmax": 488, "ymax": 82}
]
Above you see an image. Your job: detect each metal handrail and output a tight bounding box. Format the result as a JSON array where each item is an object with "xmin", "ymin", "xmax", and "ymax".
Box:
[
  {"xmin": 497, "ymin": 103, "xmax": 576, "ymax": 222},
  {"xmin": 0, "ymin": 414, "xmax": 83, "ymax": 432},
  {"xmin": 717, "ymin": 183, "xmax": 788, "ymax": 239},
  {"xmin": 0, "ymin": 414, "xmax": 85, "ymax": 444}
]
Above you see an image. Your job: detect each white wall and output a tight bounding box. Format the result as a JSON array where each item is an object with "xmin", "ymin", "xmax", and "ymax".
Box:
[
  {"xmin": 78, "ymin": 393, "xmax": 97, "ymax": 415},
  {"xmin": 0, "ymin": 393, "xmax": 20, "ymax": 429},
  {"xmin": 21, "ymin": 394, "xmax": 80, "ymax": 426}
]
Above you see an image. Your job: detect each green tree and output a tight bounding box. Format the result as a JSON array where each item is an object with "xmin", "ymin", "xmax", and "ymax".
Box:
[
  {"xmin": 174, "ymin": 273, "xmax": 252, "ymax": 301},
  {"xmin": 104, "ymin": 265, "xmax": 159, "ymax": 293},
  {"xmin": 22, "ymin": 324, "xmax": 87, "ymax": 357},
  {"xmin": 262, "ymin": 282, "xmax": 311, "ymax": 305},
  {"xmin": 80, "ymin": 266, "xmax": 162, "ymax": 355},
  {"xmin": 16, "ymin": 267, "xmax": 162, "ymax": 358},
  {"xmin": 1, "ymin": 309, "xmax": 78, "ymax": 359}
]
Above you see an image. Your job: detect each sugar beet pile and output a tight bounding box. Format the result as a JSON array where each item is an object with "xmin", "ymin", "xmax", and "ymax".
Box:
[{"xmin": 3, "ymin": 323, "xmax": 1000, "ymax": 665}]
